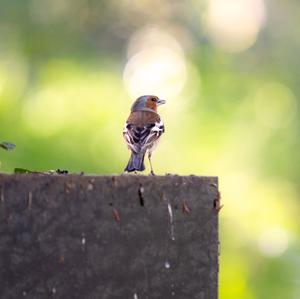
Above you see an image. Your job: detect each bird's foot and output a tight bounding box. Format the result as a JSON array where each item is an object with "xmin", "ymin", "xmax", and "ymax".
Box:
[{"xmin": 149, "ymin": 170, "xmax": 155, "ymax": 176}]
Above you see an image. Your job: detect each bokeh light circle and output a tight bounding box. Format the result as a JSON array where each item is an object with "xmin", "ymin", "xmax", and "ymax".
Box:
[
  {"xmin": 205, "ymin": 0, "xmax": 266, "ymax": 52},
  {"xmin": 123, "ymin": 27, "xmax": 187, "ymax": 99},
  {"xmin": 258, "ymin": 227, "xmax": 290, "ymax": 257}
]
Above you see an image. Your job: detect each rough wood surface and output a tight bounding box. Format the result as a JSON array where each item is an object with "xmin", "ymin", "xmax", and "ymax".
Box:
[{"xmin": 0, "ymin": 174, "xmax": 219, "ymax": 299}]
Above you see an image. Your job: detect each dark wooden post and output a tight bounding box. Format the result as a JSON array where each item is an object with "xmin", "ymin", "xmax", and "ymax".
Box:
[{"xmin": 0, "ymin": 174, "xmax": 219, "ymax": 299}]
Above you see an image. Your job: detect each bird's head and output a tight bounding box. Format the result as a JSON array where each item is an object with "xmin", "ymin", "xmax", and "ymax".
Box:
[{"xmin": 131, "ymin": 95, "xmax": 166, "ymax": 113}]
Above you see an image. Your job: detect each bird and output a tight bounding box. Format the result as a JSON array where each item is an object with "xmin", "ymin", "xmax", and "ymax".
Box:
[{"xmin": 123, "ymin": 95, "xmax": 166, "ymax": 175}]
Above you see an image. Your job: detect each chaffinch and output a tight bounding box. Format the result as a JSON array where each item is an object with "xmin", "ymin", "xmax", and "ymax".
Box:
[{"xmin": 123, "ymin": 95, "xmax": 166, "ymax": 175}]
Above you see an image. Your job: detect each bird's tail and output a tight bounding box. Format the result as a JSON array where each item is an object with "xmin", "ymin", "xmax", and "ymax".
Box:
[{"xmin": 125, "ymin": 152, "xmax": 145, "ymax": 172}]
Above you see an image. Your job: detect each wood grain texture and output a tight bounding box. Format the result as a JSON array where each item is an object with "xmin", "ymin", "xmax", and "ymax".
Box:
[{"xmin": 0, "ymin": 174, "xmax": 219, "ymax": 299}]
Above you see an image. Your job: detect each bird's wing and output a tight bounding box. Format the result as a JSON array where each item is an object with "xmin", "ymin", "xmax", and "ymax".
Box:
[{"xmin": 123, "ymin": 120, "xmax": 164, "ymax": 154}]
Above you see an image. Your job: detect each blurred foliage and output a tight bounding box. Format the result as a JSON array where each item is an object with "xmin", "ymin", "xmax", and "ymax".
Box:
[{"xmin": 0, "ymin": 0, "xmax": 300, "ymax": 298}]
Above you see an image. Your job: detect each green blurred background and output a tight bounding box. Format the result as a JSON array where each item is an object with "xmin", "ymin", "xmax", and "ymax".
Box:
[{"xmin": 0, "ymin": 0, "xmax": 299, "ymax": 298}]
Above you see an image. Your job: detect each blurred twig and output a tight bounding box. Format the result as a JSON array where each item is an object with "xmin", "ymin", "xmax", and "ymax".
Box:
[{"xmin": 0, "ymin": 142, "xmax": 16, "ymax": 151}]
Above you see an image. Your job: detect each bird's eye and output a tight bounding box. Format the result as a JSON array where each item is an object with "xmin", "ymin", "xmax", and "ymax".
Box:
[{"xmin": 151, "ymin": 97, "xmax": 157, "ymax": 102}]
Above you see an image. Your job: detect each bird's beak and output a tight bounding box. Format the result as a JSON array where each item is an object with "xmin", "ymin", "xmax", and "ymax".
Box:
[{"xmin": 157, "ymin": 99, "xmax": 166, "ymax": 105}]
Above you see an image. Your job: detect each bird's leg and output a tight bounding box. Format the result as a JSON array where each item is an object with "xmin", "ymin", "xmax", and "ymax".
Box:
[{"xmin": 148, "ymin": 152, "xmax": 155, "ymax": 176}]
